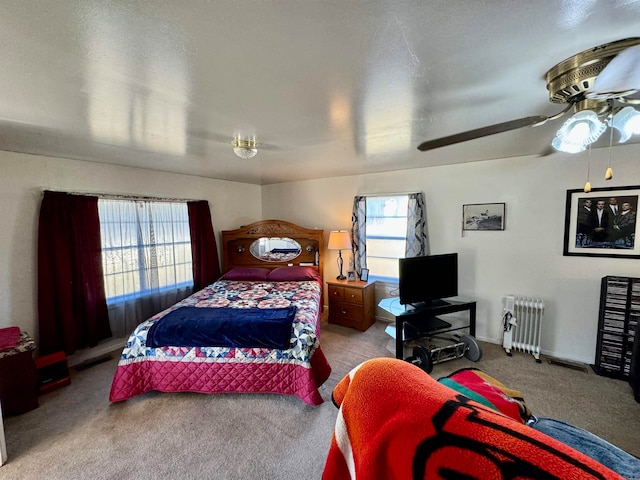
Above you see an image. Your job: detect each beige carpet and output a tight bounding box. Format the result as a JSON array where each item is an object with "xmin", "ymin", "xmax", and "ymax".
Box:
[{"xmin": 2, "ymin": 318, "xmax": 638, "ymax": 479}]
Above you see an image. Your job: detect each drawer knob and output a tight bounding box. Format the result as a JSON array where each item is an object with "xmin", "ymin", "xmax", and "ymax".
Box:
[
  {"xmin": 341, "ymin": 308, "xmax": 348, "ymax": 314},
  {"xmin": 350, "ymin": 294, "xmax": 355, "ymax": 298}
]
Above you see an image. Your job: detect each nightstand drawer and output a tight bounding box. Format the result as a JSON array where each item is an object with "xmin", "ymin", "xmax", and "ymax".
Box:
[
  {"xmin": 331, "ymin": 301, "xmax": 364, "ymax": 322},
  {"xmin": 342, "ymin": 287, "xmax": 363, "ymax": 304},
  {"xmin": 328, "ymin": 284, "xmax": 345, "ymax": 301},
  {"xmin": 329, "ymin": 285, "xmax": 364, "ymax": 304}
]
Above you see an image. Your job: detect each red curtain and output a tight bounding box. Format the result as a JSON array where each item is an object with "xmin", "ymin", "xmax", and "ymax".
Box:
[
  {"xmin": 188, "ymin": 200, "xmax": 221, "ymax": 291},
  {"xmin": 37, "ymin": 191, "xmax": 111, "ymax": 356}
]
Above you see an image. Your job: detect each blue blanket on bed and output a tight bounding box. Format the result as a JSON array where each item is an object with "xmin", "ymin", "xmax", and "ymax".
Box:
[{"xmin": 146, "ymin": 306, "xmax": 297, "ymax": 349}]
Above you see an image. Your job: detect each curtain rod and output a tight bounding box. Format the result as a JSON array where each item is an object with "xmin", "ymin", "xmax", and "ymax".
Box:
[
  {"xmin": 38, "ymin": 188, "xmax": 201, "ymax": 203},
  {"xmin": 357, "ymin": 191, "xmax": 422, "ymax": 197}
]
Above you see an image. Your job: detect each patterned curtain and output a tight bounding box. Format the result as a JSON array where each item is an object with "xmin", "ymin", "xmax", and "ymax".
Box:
[
  {"xmin": 351, "ymin": 196, "xmax": 367, "ymax": 275},
  {"xmin": 405, "ymin": 192, "xmax": 429, "ymax": 257}
]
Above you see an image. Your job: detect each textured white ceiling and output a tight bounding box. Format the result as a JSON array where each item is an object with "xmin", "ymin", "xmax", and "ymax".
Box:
[{"xmin": 1, "ymin": 1, "xmax": 640, "ymax": 185}]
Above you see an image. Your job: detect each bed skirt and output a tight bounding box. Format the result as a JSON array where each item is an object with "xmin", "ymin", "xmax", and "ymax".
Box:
[{"xmin": 109, "ymin": 346, "xmax": 331, "ymax": 405}]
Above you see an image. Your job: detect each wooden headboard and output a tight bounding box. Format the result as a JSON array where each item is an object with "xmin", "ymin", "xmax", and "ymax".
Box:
[{"xmin": 221, "ymin": 219, "xmax": 324, "ymax": 281}]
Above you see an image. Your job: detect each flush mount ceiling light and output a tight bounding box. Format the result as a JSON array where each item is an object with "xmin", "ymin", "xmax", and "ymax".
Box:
[
  {"xmin": 232, "ymin": 136, "xmax": 258, "ymax": 159},
  {"xmin": 417, "ymin": 37, "xmax": 640, "ymax": 154}
]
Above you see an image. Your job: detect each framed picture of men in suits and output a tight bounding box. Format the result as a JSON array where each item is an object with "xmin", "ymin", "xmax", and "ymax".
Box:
[{"xmin": 563, "ymin": 185, "xmax": 640, "ymax": 258}]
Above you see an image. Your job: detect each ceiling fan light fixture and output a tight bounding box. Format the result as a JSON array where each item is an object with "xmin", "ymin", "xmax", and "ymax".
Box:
[
  {"xmin": 611, "ymin": 106, "xmax": 640, "ymax": 143},
  {"xmin": 232, "ymin": 137, "xmax": 258, "ymax": 159},
  {"xmin": 551, "ymin": 110, "xmax": 606, "ymax": 153},
  {"xmin": 551, "ymin": 136, "xmax": 586, "ymax": 153}
]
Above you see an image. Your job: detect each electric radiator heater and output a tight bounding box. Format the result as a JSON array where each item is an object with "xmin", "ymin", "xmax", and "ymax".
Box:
[{"xmin": 502, "ymin": 295, "xmax": 545, "ymax": 362}]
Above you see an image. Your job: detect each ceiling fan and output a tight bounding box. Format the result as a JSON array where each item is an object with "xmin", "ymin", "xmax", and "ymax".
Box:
[{"xmin": 417, "ymin": 37, "xmax": 640, "ymax": 153}]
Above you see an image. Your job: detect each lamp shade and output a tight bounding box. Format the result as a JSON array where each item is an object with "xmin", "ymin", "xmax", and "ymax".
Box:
[
  {"xmin": 328, "ymin": 230, "xmax": 351, "ymax": 250},
  {"xmin": 551, "ymin": 110, "xmax": 606, "ymax": 153},
  {"xmin": 611, "ymin": 106, "xmax": 640, "ymax": 143}
]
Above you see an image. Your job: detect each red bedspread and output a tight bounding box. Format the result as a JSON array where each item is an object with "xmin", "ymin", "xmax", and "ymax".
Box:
[{"xmin": 109, "ymin": 279, "xmax": 331, "ymax": 405}]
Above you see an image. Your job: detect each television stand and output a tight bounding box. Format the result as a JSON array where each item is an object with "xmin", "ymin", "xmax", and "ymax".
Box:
[
  {"xmin": 407, "ymin": 298, "xmax": 449, "ymax": 310},
  {"xmin": 378, "ymin": 296, "xmax": 477, "ymax": 362}
]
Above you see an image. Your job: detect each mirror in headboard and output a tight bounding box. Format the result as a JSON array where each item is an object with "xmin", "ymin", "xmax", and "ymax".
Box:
[
  {"xmin": 221, "ymin": 219, "xmax": 324, "ymax": 279},
  {"xmin": 249, "ymin": 237, "xmax": 301, "ymax": 262}
]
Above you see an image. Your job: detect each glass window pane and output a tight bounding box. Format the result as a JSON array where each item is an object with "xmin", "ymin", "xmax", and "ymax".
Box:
[
  {"xmin": 366, "ymin": 257, "xmax": 399, "ymax": 279},
  {"xmin": 99, "ymin": 199, "xmax": 193, "ymax": 301},
  {"xmin": 364, "ymin": 194, "xmax": 409, "ymax": 280},
  {"xmin": 366, "ymin": 195, "xmax": 408, "ymax": 217},
  {"xmin": 367, "ymin": 218, "xmax": 407, "ymax": 237},
  {"xmin": 367, "ymin": 239, "xmax": 406, "ymax": 258}
]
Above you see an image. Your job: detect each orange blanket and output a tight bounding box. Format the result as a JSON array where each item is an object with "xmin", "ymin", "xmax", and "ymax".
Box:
[{"xmin": 323, "ymin": 358, "xmax": 623, "ymax": 479}]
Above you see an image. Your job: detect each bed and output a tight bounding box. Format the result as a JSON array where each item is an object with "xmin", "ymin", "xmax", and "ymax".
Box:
[{"xmin": 109, "ymin": 219, "xmax": 330, "ymax": 405}]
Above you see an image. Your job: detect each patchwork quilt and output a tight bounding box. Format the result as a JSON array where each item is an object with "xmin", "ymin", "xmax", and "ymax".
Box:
[{"xmin": 109, "ymin": 279, "xmax": 331, "ymax": 405}]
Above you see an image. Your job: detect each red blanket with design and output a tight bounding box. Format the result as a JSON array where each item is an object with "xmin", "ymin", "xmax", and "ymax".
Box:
[{"xmin": 323, "ymin": 358, "xmax": 623, "ymax": 479}]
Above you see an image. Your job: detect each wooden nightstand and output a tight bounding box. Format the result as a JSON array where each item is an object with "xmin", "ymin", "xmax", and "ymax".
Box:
[{"xmin": 327, "ymin": 279, "xmax": 376, "ymax": 331}]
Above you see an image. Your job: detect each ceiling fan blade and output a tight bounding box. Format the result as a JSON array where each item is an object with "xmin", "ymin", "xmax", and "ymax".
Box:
[
  {"xmin": 417, "ymin": 116, "xmax": 548, "ymax": 152},
  {"xmin": 587, "ymin": 44, "xmax": 640, "ymax": 99}
]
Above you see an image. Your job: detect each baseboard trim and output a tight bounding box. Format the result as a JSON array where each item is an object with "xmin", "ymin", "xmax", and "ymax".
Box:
[{"xmin": 67, "ymin": 338, "xmax": 126, "ymax": 368}]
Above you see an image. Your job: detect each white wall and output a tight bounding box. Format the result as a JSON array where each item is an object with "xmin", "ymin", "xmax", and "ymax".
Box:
[
  {"xmin": 0, "ymin": 152, "xmax": 262, "ymax": 345},
  {"xmin": 262, "ymin": 146, "xmax": 640, "ymax": 364},
  {"xmin": 2, "ymin": 145, "xmax": 639, "ymax": 365}
]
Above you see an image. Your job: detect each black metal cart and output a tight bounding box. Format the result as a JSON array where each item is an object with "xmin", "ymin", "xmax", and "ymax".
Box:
[{"xmin": 379, "ymin": 297, "xmax": 482, "ymax": 373}]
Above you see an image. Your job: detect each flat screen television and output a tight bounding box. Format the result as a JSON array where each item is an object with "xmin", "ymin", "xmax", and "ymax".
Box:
[{"xmin": 398, "ymin": 253, "xmax": 458, "ymax": 306}]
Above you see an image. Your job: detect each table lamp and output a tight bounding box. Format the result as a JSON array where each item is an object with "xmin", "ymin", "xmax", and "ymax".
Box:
[{"xmin": 328, "ymin": 230, "xmax": 351, "ymax": 280}]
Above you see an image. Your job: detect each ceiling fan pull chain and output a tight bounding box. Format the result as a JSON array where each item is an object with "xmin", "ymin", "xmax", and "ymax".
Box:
[
  {"xmin": 605, "ymin": 126, "xmax": 614, "ymax": 180},
  {"xmin": 584, "ymin": 145, "xmax": 592, "ymax": 193}
]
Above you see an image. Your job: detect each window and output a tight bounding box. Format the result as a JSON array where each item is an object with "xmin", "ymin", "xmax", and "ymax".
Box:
[
  {"xmin": 98, "ymin": 199, "xmax": 193, "ymax": 303},
  {"xmin": 365, "ymin": 195, "xmax": 409, "ymax": 280}
]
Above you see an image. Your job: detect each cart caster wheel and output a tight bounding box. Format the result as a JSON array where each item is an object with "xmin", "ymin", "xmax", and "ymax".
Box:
[
  {"xmin": 407, "ymin": 345, "xmax": 433, "ymax": 373},
  {"xmin": 460, "ymin": 334, "xmax": 482, "ymax": 362}
]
